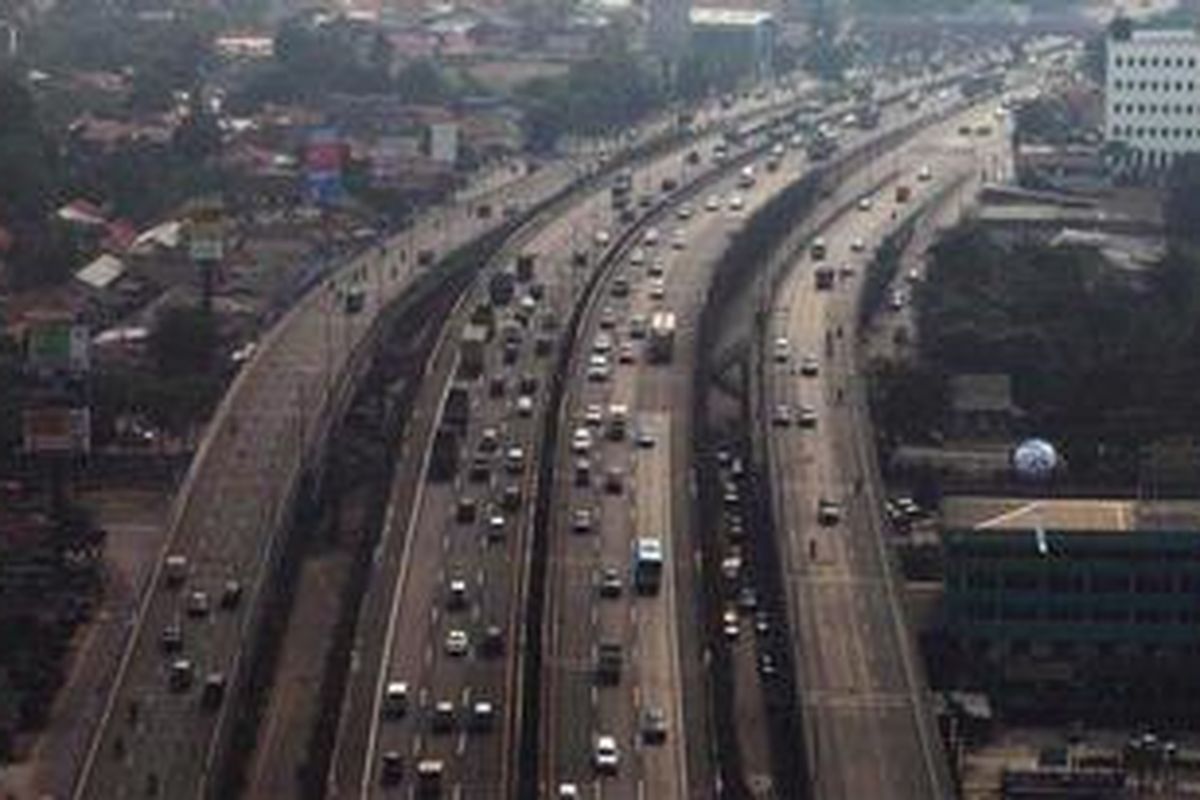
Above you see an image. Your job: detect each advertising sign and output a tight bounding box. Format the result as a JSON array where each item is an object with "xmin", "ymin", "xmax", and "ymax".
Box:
[
  {"xmin": 23, "ymin": 408, "xmax": 92, "ymax": 454},
  {"xmin": 430, "ymin": 122, "xmax": 459, "ymax": 165},
  {"xmin": 27, "ymin": 320, "xmax": 90, "ymax": 373}
]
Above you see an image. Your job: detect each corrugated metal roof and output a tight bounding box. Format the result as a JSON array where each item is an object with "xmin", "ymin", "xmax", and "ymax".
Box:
[
  {"xmin": 75, "ymin": 254, "xmax": 125, "ymax": 289},
  {"xmin": 690, "ymin": 7, "xmax": 773, "ymax": 27}
]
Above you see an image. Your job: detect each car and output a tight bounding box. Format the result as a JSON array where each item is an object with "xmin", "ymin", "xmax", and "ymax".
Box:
[
  {"xmin": 907, "ymin": 267, "xmax": 920, "ymax": 283},
  {"xmin": 169, "ymin": 658, "xmax": 194, "ymax": 692},
  {"xmin": 456, "ymin": 497, "xmax": 478, "ymax": 523},
  {"xmin": 671, "ymin": 232, "xmax": 686, "ymax": 250},
  {"xmin": 647, "ymin": 258, "xmax": 665, "ymax": 277},
  {"xmin": 574, "ymin": 458, "xmax": 592, "ymax": 487},
  {"xmin": 817, "ymin": 498, "xmax": 841, "ymax": 526},
  {"xmin": 489, "ymin": 376, "xmax": 507, "ymax": 398},
  {"xmin": 857, "ymin": 196, "xmax": 872, "ymax": 211},
  {"xmin": 220, "ymin": 580, "xmax": 242, "ymax": 610},
  {"xmin": 594, "ymin": 735, "xmax": 620, "ymax": 773},
  {"xmin": 446, "ymin": 577, "xmax": 468, "ymax": 610},
  {"xmin": 890, "ymin": 289, "xmax": 905, "ymax": 310},
  {"xmin": 722, "ymin": 609, "xmax": 740, "ymax": 639},
  {"xmin": 629, "ymin": 248, "xmax": 646, "ymax": 267},
  {"xmin": 737, "ymin": 587, "xmax": 759, "ymax": 613},
  {"xmin": 480, "ymin": 624, "xmax": 505, "ymax": 658},
  {"xmin": 186, "ymin": 590, "xmax": 210, "ymax": 618},
  {"xmin": 445, "ymin": 629, "xmax": 470, "ymax": 656},
  {"xmin": 486, "ymin": 512, "xmax": 506, "ymax": 540},
  {"xmin": 599, "ymin": 307, "xmax": 617, "ymax": 330},
  {"xmin": 635, "ymin": 428, "xmax": 656, "ymax": 448},
  {"xmin": 643, "ymin": 228, "xmax": 660, "ymax": 247},
  {"xmin": 758, "ymin": 652, "xmax": 780, "ymax": 678},
  {"xmin": 516, "ymin": 394, "xmax": 535, "ymax": 417},
  {"xmin": 380, "ymin": 751, "xmax": 404, "ymax": 786},
  {"xmin": 705, "ymin": 195, "xmax": 721, "ymax": 212},
  {"xmin": 728, "ymin": 195, "xmax": 745, "ymax": 211},
  {"xmin": 383, "ymin": 681, "xmax": 409, "ymax": 717},
  {"xmin": 479, "ymin": 427, "xmax": 500, "ymax": 453},
  {"xmin": 754, "ymin": 611, "xmax": 771, "ymax": 635},
  {"xmin": 629, "ymin": 315, "xmax": 647, "ymax": 338},
  {"xmin": 593, "ymin": 332, "xmax": 614, "ymax": 354},
  {"xmin": 773, "ymin": 337, "xmax": 790, "ymax": 363},
  {"xmin": 604, "ymin": 467, "xmax": 625, "ymax": 494},
  {"xmin": 647, "ymin": 279, "xmax": 666, "ymax": 300},
  {"xmin": 587, "ymin": 354, "xmax": 611, "ymax": 382},
  {"xmin": 676, "ymin": 204, "xmax": 693, "ymax": 220},
  {"xmin": 469, "ymin": 453, "xmax": 490, "ymax": 481},
  {"xmin": 584, "ymin": 404, "xmax": 604, "ymax": 426},
  {"xmin": 917, "ymin": 165, "xmax": 933, "ymax": 181},
  {"xmin": 618, "ymin": 343, "xmax": 636, "ymax": 364},
  {"xmin": 798, "ymin": 406, "xmax": 818, "ymax": 428},
  {"xmin": 571, "ymin": 427, "xmax": 593, "ymax": 455},
  {"xmin": 598, "ymin": 567, "xmax": 623, "ymax": 598},
  {"xmin": 594, "ymin": 230, "xmax": 611, "ymax": 246},
  {"xmin": 850, "ymin": 237, "xmax": 866, "ymax": 253},
  {"xmin": 772, "ymin": 404, "xmax": 792, "ymax": 427},
  {"xmin": 160, "ymin": 623, "xmax": 183, "ymax": 653},
  {"xmin": 505, "ymin": 446, "xmax": 525, "ymax": 473},
  {"xmin": 559, "ymin": 783, "xmax": 581, "ymax": 799},
  {"xmin": 431, "ymin": 700, "xmax": 456, "ymax": 732},
  {"xmin": 641, "ymin": 707, "xmax": 668, "ymax": 744},
  {"xmin": 572, "ymin": 507, "xmax": 595, "ymax": 534},
  {"xmin": 800, "ymin": 355, "xmax": 819, "ymax": 376}
]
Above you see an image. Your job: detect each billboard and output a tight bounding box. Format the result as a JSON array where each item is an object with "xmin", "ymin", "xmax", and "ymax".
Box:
[
  {"xmin": 187, "ymin": 200, "xmax": 226, "ymax": 262},
  {"xmin": 430, "ymin": 122, "xmax": 459, "ymax": 165},
  {"xmin": 306, "ymin": 128, "xmax": 345, "ymax": 205},
  {"xmin": 370, "ymin": 136, "xmax": 419, "ymax": 187},
  {"xmin": 23, "ymin": 408, "xmax": 91, "ymax": 454},
  {"xmin": 27, "ymin": 320, "xmax": 90, "ymax": 373}
]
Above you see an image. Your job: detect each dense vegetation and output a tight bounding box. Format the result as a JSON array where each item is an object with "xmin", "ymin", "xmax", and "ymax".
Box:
[{"xmin": 912, "ymin": 222, "xmax": 1200, "ymax": 478}]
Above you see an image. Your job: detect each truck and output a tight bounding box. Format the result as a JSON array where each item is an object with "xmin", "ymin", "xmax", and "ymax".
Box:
[
  {"xmin": 459, "ymin": 324, "xmax": 489, "ymax": 378},
  {"xmin": 647, "ymin": 311, "xmax": 676, "ymax": 364},
  {"xmin": 814, "ymin": 266, "xmax": 835, "ymax": 291},
  {"xmin": 488, "ymin": 270, "xmax": 515, "ymax": 305},
  {"xmin": 443, "ymin": 384, "xmax": 470, "ymax": 432},
  {"xmin": 430, "ymin": 427, "xmax": 460, "ymax": 481},
  {"xmin": 633, "ymin": 537, "xmax": 664, "ymax": 594}
]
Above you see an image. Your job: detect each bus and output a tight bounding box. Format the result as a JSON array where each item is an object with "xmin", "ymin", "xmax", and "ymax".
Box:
[{"xmin": 633, "ymin": 537, "xmax": 664, "ymax": 594}]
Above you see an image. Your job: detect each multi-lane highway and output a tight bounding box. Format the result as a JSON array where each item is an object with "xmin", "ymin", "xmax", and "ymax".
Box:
[
  {"xmin": 70, "ymin": 89, "xmax": 809, "ymax": 799},
  {"xmin": 761, "ymin": 101, "xmax": 1014, "ymax": 800},
  {"xmin": 326, "ymin": 81, "xmax": 845, "ymax": 800}
]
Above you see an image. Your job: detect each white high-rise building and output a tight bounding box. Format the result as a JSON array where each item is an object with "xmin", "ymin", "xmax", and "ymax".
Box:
[{"xmin": 1106, "ymin": 25, "xmax": 1200, "ymax": 172}]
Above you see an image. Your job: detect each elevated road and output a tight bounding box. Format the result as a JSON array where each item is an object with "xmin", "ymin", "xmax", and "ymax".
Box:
[{"xmin": 761, "ymin": 101, "xmax": 1014, "ymax": 800}]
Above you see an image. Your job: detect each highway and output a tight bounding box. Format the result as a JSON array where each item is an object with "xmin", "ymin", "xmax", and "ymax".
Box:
[
  {"xmin": 539, "ymin": 70, "xmax": 988, "ymax": 800},
  {"xmin": 329, "ymin": 82, "xmax": 840, "ymax": 800},
  {"xmin": 761, "ymin": 101, "xmax": 1014, "ymax": 800},
  {"xmin": 69, "ymin": 67, "xmax": 838, "ymax": 800}
]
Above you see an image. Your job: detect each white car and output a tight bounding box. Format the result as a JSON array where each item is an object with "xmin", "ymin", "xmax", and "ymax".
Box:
[
  {"xmin": 592, "ymin": 332, "xmax": 613, "ymax": 354},
  {"xmin": 643, "ymin": 227, "xmax": 660, "ymax": 247},
  {"xmin": 594, "ymin": 735, "xmax": 620, "ymax": 773},
  {"xmin": 587, "ymin": 354, "xmax": 611, "ymax": 382},
  {"xmin": 676, "ymin": 204, "xmax": 693, "ymax": 220},
  {"xmin": 798, "ymin": 405, "xmax": 818, "ymax": 428},
  {"xmin": 629, "ymin": 247, "xmax": 646, "ymax": 267},
  {"xmin": 571, "ymin": 427, "xmax": 593, "ymax": 455},
  {"xmin": 705, "ymin": 195, "xmax": 721, "ymax": 212},
  {"xmin": 594, "ymin": 230, "xmax": 611, "ymax": 246},
  {"xmin": 850, "ymin": 238, "xmax": 866, "ymax": 253},
  {"xmin": 857, "ymin": 196, "xmax": 872, "ymax": 211},
  {"xmin": 773, "ymin": 337, "xmax": 790, "ymax": 363},
  {"xmin": 728, "ymin": 194, "xmax": 745, "ymax": 211},
  {"xmin": 584, "ymin": 404, "xmax": 604, "ymax": 426},
  {"xmin": 445, "ymin": 629, "xmax": 470, "ymax": 656},
  {"xmin": 516, "ymin": 395, "xmax": 534, "ymax": 417},
  {"xmin": 772, "ymin": 404, "xmax": 792, "ymax": 427},
  {"xmin": 648, "ymin": 278, "xmax": 666, "ymax": 300},
  {"xmin": 917, "ymin": 165, "xmax": 932, "ymax": 182}
]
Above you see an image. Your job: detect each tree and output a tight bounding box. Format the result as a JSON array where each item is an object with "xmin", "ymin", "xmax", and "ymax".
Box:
[{"xmin": 150, "ymin": 306, "xmax": 217, "ymax": 378}]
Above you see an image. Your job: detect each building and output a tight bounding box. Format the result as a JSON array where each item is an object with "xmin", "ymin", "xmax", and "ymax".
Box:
[
  {"xmin": 941, "ymin": 497, "xmax": 1200, "ymax": 724},
  {"xmin": 689, "ymin": 8, "xmax": 775, "ymax": 83},
  {"xmin": 1105, "ymin": 25, "xmax": 1200, "ymax": 175},
  {"xmin": 648, "ymin": 0, "xmax": 691, "ymax": 73}
]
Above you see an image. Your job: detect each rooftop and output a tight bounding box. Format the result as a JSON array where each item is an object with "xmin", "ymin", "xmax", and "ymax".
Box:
[
  {"xmin": 943, "ymin": 496, "xmax": 1200, "ymax": 534},
  {"xmin": 690, "ymin": 7, "xmax": 774, "ymax": 27}
]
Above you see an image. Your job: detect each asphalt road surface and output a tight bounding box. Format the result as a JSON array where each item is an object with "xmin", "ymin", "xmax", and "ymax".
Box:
[{"xmin": 762, "ymin": 102, "xmax": 1014, "ymax": 800}]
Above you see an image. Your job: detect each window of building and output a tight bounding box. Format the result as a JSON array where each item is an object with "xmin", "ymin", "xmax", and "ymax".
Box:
[
  {"xmin": 1190, "ymin": 58, "xmax": 1196, "ymax": 68},
  {"xmin": 1115, "ymin": 56, "xmax": 1124, "ymax": 67},
  {"xmin": 1152, "ymin": 57, "xmax": 1160, "ymax": 67}
]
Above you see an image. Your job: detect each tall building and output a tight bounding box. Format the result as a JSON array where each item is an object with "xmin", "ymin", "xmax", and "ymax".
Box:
[
  {"xmin": 647, "ymin": 0, "xmax": 691, "ymax": 74},
  {"xmin": 1106, "ymin": 23, "xmax": 1200, "ymax": 174}
]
